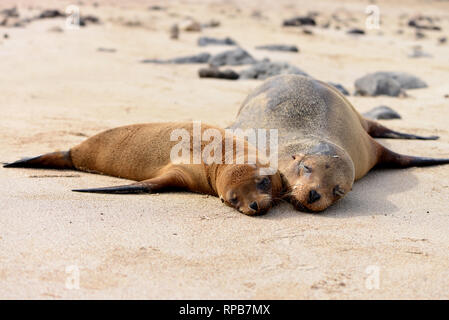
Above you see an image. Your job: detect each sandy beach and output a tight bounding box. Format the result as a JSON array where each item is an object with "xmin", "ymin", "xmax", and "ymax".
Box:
[{"xmin": 0, "ymin": 0, "xmax": 448, "ymax": 299}]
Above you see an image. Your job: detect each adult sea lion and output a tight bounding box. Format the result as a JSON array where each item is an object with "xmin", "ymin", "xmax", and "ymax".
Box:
[
  {"xmin": 4, "ymin": 122, "xmax": 283, "ymax": 215},
  {"xmin": 230, "ymin": 75, "xmax": 449, "ymax": 212}
]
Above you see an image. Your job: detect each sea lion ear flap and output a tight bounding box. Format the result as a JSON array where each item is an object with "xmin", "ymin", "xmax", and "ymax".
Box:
[{"xmin": 291, "ymin": 153, "xmax": 305, "ymax": 161}]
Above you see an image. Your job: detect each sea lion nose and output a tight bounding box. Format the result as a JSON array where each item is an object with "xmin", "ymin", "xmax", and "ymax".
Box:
[
  {"xmin": 249, "ymin": 201, "xmax": 259, "ymax": 211},
  {"xmin": 308, "ymin": 190, "xmax": 321, "ymax": 204}
]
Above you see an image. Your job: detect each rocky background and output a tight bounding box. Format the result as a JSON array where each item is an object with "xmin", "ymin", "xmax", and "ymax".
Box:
[{"xmin": 0, "ymin": 0, "xmax": 448, "ymax": 299}]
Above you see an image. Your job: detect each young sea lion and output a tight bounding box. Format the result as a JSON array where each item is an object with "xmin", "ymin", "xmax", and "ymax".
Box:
[
  {"xmin": 4, "ymin": 122, "xmax": 283, "ymax": 215},
  {"xmin": 230, "ymin": 75, "xmax": 449, "ymax": 212}
]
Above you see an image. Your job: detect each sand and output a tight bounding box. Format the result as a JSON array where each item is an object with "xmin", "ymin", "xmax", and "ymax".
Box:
[{"xmin": 0, "ymin": 0, "xmax": 448, "ymax": 299}]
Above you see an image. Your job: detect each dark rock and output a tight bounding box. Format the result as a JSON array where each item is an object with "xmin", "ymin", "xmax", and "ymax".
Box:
[
  {"xmin": 198, "ymin": 37, "xmax": 237, "ymax": 46},
  {"xmin": 198, "ymin": 67, "xmax": 239, "ymax": 80},
  {"xmin": 408, "ymin": 17, "xmax": 441, "ymax": 31},
  {"xmin": 1, "ymin": 7, "xmax": 19, "ymax": 18},
  {"xmin": 328, "ymin": 82, "xmax": 349, "ymax": 96},
  {"xmin": 347, "ymin": 28, "xmax": 365, "ymax": 35},
  {"xmin": 209, "ymin": 48, "xmax": 256, "ymax": 67},
  {"xmin": 302, "ymin": 29, "xmax": 313, "ymax": 35},
  {"xmin": 363, "ymin": 106, "xmax": 402, "ymax": 120},
  {"xmin": 438, "ymin": 36, "xmax": 447, "ymax": 44},
  {"xmin": 79, "ymin": 15, "xmax": 100, "ymax": 26},
  {"xmin": 3, "ymin": 33, "xmax": 9, "ymax": 39},
  {"xmin": 38, "ymin": 9, "xmax": 65, "ymax": 19},
  {"xmin": 283, "ymin": 16, "xmax": 316, "ymax": 27},
  {"xmin": 148, "ymin": 5, "xmax": 165, "ymax": 11},
  {"xmin": 141, "ymin": 52, "xmax": 211, "ymax": 64},
  {"xmin": 355, "ymin": 72, "xmax": 427, "ymax": 97},
  {"xmin": 239, "ymin": 61, "xmax": 308, "ymax": 80},
  {"xmin": 415, "ymin": 30, "xmax": 426, "ymax": 39},
  {"xmin": 255, "ymin": 44, "xmax": 299, "ymax": 52}
]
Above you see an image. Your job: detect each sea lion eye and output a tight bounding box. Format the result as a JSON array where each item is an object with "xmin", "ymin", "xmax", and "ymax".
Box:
[
  {"xmin": 256, "ymin": 177, "xmax": 271, "ymax": 191},
  {"xmin": 299, "ymin": 163, "xmax": 311, "ymax": 174}
]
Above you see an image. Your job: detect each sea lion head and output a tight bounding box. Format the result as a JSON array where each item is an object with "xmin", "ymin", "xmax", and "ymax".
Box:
[
  {"xmin": 216, "ymin": 164, "xmax": 283, "ymax": 215},
  {"xmin": 283, "ymin": 143, "xmax": 355, "ymax": 212}
]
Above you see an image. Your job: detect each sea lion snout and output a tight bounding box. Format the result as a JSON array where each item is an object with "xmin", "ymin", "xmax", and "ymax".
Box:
[
  {"xmin": 308, "ymin": 190, "xmax": 321, "ymax": 204},
  {"xmin": 249, "ymin": 201, "xmax": 259, "ymax": 211}
]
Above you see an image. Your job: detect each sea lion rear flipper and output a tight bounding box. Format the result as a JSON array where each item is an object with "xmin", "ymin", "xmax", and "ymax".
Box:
[
  {"xmin": 377, "ymin": 146, "xmax": 449, "ymax": 168},
  {"xmin": 365, "ymin": 120, "xmax": 439, "ymax": 140},
  {"xmin": 3, "ymin": 151, "xmax": 74, "ymax": 169},
  {"xmin": 72, "ymin": 171, "xmax": 188, "ymax": 194},
  {"xmin": 73, "ymin": 183, "xmax": 151, "ymax": 194}
]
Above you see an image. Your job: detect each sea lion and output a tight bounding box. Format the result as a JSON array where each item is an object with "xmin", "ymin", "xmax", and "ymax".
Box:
[
  {"xmin": 4, "ymin": 122, "xmax": 283, "ymax": 215},
  {"xmin": 230, "ymin": 75, "xmax": 449, "ymax": 212}
]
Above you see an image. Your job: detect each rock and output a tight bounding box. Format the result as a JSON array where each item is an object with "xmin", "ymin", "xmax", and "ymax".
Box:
[
  {"xmin": 180, "ymin": 19, "xmax": 201, "ymax": 32},
  {"xmin": 170, "ymin": 24, "xmax": 179, "ymax": 39},
  {"xmin": 141, "ymin": 52, "xmax": 211, "ymax": 64},
  {"xmin": 408, "ymin": 16, "xmax": 441, "ymax": 31},
  {"xmin": 122, "ymin": 20, "xmax": 142, "ymax": 27},
  {"xmin": 79, "ymin": 15, "xmax": 100, "ymax": 26},
  {"xmin": 148, "ymin": 5, "xmax": 165, "ymax": 11},
  {"xmin": 197, "ymin": 37, "xmax": 237, "ymax": 46},
  {"xmin": 302, "ymin": 29, "xmax": 313, "ymax": 35},
  {"xmin": 201, "ymin": 20, "xmax": 220, "ymax": 28},
  {"xmin": 347, "ymin": 28, "xmax": 365, "ymax": 35},
  {"xmin": 198, "ymin": 67, "xmax": 239, "ymax": 80},
  {"xmin": 328, "ymin": 82, "xmax": 349, "ymax": 96},
  {"xmin": 256, "ymin": 44, "xmax": 299, "ymax": 52},
  {"xmin": 408, "ymin": 46, "xmax": 431, "ymax": 58},
  {"xmin": 283, "ymin": 16, "xmax": 316, "ymax": 27},
  {"xmin": 355, "ymin": 72, "xmax": 428, "ymax": 97},
  {"xmin": 363, "ymin": 106, "xmax": 402, "ymax": 120},
  {"xmin": 415, "ymin": 30, "xmax": 426, "ymax": 39},
  {"xmin": 3, "ymin": 33, "xmax": 9, "ymax": 39},
  {"xmin": 239, "ymin": 61, "xmax": 308, "ymax": 80},
  {"xmin": 1, "ymin": 7, "xmax": 19, "ymax": 18},
  {"xmin": 38, "ymin": 9, "xmax": 65, "ymax": 19},
  {"xmin": 438, "ymin": 36, "xmax": 447, "ymax": 44},
  {"xmin": 209, "ymin": 48, "xmax": 257, "ymax": 67}
]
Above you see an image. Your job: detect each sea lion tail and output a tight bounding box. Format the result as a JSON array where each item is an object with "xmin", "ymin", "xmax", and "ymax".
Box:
[
  {"xmin": 3, "ymin": 151, "xmax": 74, "ymax": 169},
  {"xmin": 378, "ymin": 148, "xmax": 449, "ymax": 168}
]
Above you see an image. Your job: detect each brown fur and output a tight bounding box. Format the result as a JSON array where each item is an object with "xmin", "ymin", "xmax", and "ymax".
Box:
[
  {"xmin": 5, "ymin": 122, "xmax": 283, "ymax": 216},
  {"xmin": 231, "ymin": 75, "xmax": 449, "ymax": 212}
]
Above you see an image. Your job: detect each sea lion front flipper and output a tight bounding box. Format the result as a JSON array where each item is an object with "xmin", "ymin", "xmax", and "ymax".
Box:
[
  {"xmin": 365, "ymin": 119, "xmax": 439, "ymax": 140},
  {"xmin": 376, "ymin": 144, "xmax": 449, "ymax": 168},
  {"xmin": 3, "ymin": 151, "xmax": 74, "ymax": 169}
]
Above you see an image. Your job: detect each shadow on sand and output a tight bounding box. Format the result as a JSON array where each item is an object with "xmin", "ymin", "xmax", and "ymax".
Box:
[{"xmin": 260, "ymin": 167, "xmax": 419, "ymax": 220}]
